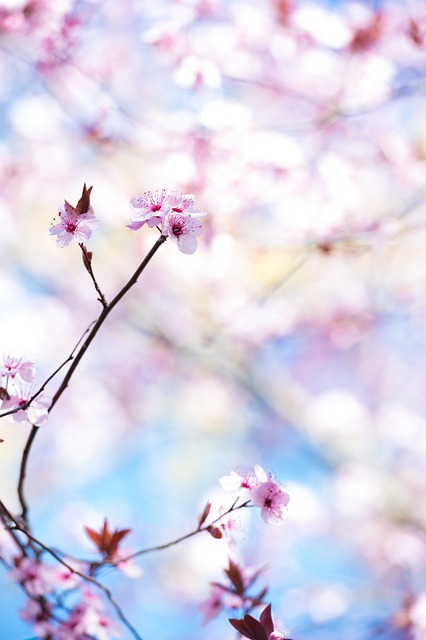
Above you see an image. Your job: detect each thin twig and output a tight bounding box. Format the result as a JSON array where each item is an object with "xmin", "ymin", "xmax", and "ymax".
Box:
[
  {"xmin": 123, "ymin": 499, "xmax": 250, "ymax": 562},
  {"xmin": 16, "ymin": 235, "xmax": 167, "ymax": 522},
  {"xmin": 79, "ymin": 243, "xmax": 108, "ymax": 308}
]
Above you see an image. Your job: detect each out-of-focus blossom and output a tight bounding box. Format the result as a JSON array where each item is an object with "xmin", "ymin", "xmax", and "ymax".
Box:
[
  {"xmin": 250, "ymin": 479, "xmax": 291, "ymax": 525},
  {"xmin": 57, "ymin": 588, "xmax": 122, "ymax": 640},
  {"xmin": 0, "ymin": 355, "xmax": 36, "ymax": 382},
  {"xmin": 1, "ymin": 390, "xmax": 50, "ymax": 425},
  {"xmin": 220, "ymin": 466, "xmax": 290, "ymax": 524},
  {"xmin": 8, "ymin": 557, "xmax": 54, "ymax": 597},
  {"xmin": 219, "ymin": 468, "xmax": 258, "ymax": 496},
  {"xmin": 20, "ymin": 599, "xmax": 54, "ymax": 639}
]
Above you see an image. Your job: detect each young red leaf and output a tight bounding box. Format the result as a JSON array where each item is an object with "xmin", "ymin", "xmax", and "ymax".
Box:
[
  {"xmin": 229, "ymin": 618, "xmax": 255, "ymax": 639},
  {"xmin": 243, "ymin": 613, "xmax": 268, "ymax": 640},
  {"xmin": 76, "ymin": 183, "xmax": 93, "ymax": 215},
  {"xmin": 198, "ymin": 501, "xmax": 212, "ymax": 528},
  {"xmin": 207, "ymin": 525, "xmax": 223, "ymax": 539},
  {"xmin": 224, "ymin": 558, "xmax": 245, "ymax": 595},
  {"xmin": 260, "ymin": 604, "xmax": 274, "ymax": 637}
]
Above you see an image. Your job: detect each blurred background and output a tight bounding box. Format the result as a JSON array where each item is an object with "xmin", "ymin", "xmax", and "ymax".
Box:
[{"xmin": 1, "ymin": 0, "xmax": 426, "ymax": 637}]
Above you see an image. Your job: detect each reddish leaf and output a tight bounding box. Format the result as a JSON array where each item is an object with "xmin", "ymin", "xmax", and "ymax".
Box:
[
  {"xmin": 260, "ymin": 604, "xmax": 274, "ymax": 637},
  {"xmin": 84, "ymin": 518, "xmax": 131, "ymax": 560},
  {"xmin": 229, "ymin": 618, "xmax": 255, "ymax": 639},
  {"xmin": 76, "ymin": 183, "xmax": 93, "ymax": 215},
  {"xmin": 224, "ymin": 558, "xmax": 245, "ymax": 595},
  {"xmin": 243, "ymin": 613, "xmax": 268, "ymax": 640},
  {"xmin": 198, "ymin": 501, "xmax": 211, "ymax": 528},
  {"xmin": 85, "ymin": 526, "xmax": 102, "ymax": 547},
  {"xmin": 207, "ymin": 525, "xmax": 223, "ymax": 539},
  {"xmin": 0, "ymin": 387, "xmax": 10, "ymax": 401}
]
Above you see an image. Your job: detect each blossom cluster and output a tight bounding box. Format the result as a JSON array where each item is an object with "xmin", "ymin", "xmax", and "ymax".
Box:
[
  {"xmin": 9, "ymin": 556, "xmax": 120, "ymax": 640},
  {"xmin": 220, "ymin": 466, "xmax": 290, "ymax": 525},
  {"xmin": 128, "ymin": 189, "xmax": 206, "ymax": 254},
  {"xmin": 0, "ymin": 354, "xmax": 49, "ymax": 426},
  {"xmin": 5, "ymin": 518, "xmax": 143, "ymax": 639},
  {"xmin": 49, "ymin": 186, "xmax": 207, "ymax": 255}
]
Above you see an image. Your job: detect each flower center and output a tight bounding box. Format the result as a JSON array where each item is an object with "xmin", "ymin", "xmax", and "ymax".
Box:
[{"xmin": 172, "ymin": 224, "xmax": 183, "ymax": 236}]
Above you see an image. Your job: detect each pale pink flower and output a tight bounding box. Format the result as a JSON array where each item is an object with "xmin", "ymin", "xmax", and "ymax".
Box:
[
  {"xmin": 49, "ymin": 201, "xmax": 97, "ymax": 248},
  {"xmin": 200, "ymin": 584, "xmax": 244, "ymax": 624},
  {"xmin": 200, "ymin": 584, "xmax": 226, "ymax": 624},
  {"xmin": 111, "ymin": 547, "xmax": 142, "ymax": 579},
  {"xmin": 128, "ymin": 189, "xmax": 171, "ymax": 230},
  {"xmin": 9, "ymin": 557, "xmax": 53, "ymax": 597},
  {"xmin": 219, "ymin": 468, "xmax": 258, "ymax": 496},
  {"xmin": 250, "ymin": 480, "xmax": 290, "ymax": 525},
  {"xmin": 218, "ymin": 506, "xmax": 240, "ymax": 548},
  {"xmin": 20, "ymin": 598, "xmax": 54, "ymax": 639},
  {"xmin": 1, "ymin": 389, "xmax": 50, "ymax": 425},
  {"xmin": 0, "ymin": 355, "xmax": 36, "ymax": 382},
  {"xmin": 50, "ymin": 558, "xmax": 86, "ymax": 590},
  {"xmin": 59, "ymin": 590, "xmax": 122, "ymax": 640},
  {"xmin": 162, "ymin": 213, "xmax": 203, "ymax": 254},
  {"xmin": 167, "ymin": 192, "xmax": 206, "ymax": 218},
  {"xmin": 128, "ymin": 190, "xmax": 206, "ymax": 253}
]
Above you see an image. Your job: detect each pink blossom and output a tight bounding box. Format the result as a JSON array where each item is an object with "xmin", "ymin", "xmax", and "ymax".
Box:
[
  {"xmin": 0, "ymin": 355, "xmax": 36, "ymax": 382},
  {"xmin": 167, "ymin": 192, "xmax": 205, "ymax": 218},
  {"xmin": 250, "ymin": 480, "xmax": 290, "ymax": 525},
  {"xmin": 111, "ymin": 547, "xmax": 142, "ymax": 578},
  {"xmin": 128, "ymin": 189, "xmax": 171, "ymax": 230},
  {"xmin": 9, "ymin": 557, "xmax": 54, "ymax": 597},
  {"xmin": 128, "ymin": 190, "xmax": 206, "ymax": 253},
  {"xmin": 218, "ymin": 506, "xmax": 240, "ymax": 548},
  {"xmin": 20, "ymin": 599, "xmax": 54, "ymax": 639},
  {"xmin": 50, "ymin": 558, "xmax": 86, "ymax": 590},
  {"xmin": 200, "ymin": 584, "xmax": 244, "ymax": 624},
  {"xmin": 219, "ymin": 468, "xmax": 259, "ymax": 496},
  {"xmin": 58, "ymin": 590, "xmax": 122, "ymax": 640},
  {"xmin": 200, "ymin": 584, "xmax": 226, "ymax": 624},
  {"xmin": 49, "ymin": 201, "xmax": 97, "ymax": 248},
  {"xmin": 162, "ymin": 212, "xmax": 203, "ymax": 254},
  {"xmin": 1, "ymin": 390, "xmax": 50, "ymax": 425}
]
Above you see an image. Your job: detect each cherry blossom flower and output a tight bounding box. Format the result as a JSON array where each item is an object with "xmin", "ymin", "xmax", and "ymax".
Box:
[
  {"xmin": 220, "ymin": 466, "xmax": 290, "ymax": 524},
  {"xmin": 49, "ymin": 201, "xmax": 97, "ymax": 248},
  {"xmin": 111, "ymin": 546, "xmax": 142, "ymax": 578},
  {"xmin": 128, "ymin": 189, "xmax": 171, "ymax": 230},
  {"xmin": 250, "ymin": 480, "xmax": 290, "ymax": 525},
  {"xmin": 128, "ymin": 190, "xmax": 206, "ymax": 253},
  {"xmin": 0, "ymin": 355, "xmax": 36, "ymax": 382},
  {"xmin": 162, "ymin": 212, "xmax": 203, "ymax": 254},
  {"xmin": 200, "ymin": 584, "xmax": 226, "ymax": 624},
  {"xmin": 20, "ymin": 599, "xmax": 55, "ymax": 639},
  {"xmin": 200, "ymin": 584, "xmax": 244, "ymax": 624},
  {"xmin": 219, "ymin": 468, "xmax": 258, "ymax": 496},
  {"xmin": 57, "ymin": 589, "xmax": 122, "ymax": 640},
  {"xmin": 50, "ymin": 558, "xmax": 86, "ymax": 591},
  {"xmin": 1, "ymin": 389, "xmax": 50, "ymax": 425},
  {"xmin": 167, "ymin": 192, "xmax": 205, "ymax": 218},
  {"xmin": 9, "ymin": 557, "xmax": 54, "ymax": 597}
]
